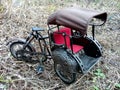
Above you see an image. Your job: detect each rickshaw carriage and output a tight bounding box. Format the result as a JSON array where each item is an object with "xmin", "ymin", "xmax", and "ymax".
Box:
[
  {"xmin": 47, "ymin": 7, "xmax": 107, "ymax": 84},
  {"xmin": 8, "ymin": 7, "xmax": 107, "ymax": 84}
]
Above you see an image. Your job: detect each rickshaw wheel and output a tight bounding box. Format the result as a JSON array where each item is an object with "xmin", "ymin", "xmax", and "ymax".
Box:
[
  {"xmin": 54, "ymin": 61, "xmax": 76, "ymax": 84},
  {"xmin": 9, "ymin": 41, "xmax": 46, "ymax": 64},
  {"xmin": 53, "ymin": 49, "xmax": 76, "ymax": 84},
  {"xmin": 10, "ymin": 41, "xmax": 34, "ymax": 59}
]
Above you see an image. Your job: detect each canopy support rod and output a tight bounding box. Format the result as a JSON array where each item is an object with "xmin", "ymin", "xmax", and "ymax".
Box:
[
  {"xmin": 92, "ymin": 25, "xmax": 95, "ymax": 40},
  {"xmin": 57, "ymin": 25, "xmax": 60, "ymax": 31}
]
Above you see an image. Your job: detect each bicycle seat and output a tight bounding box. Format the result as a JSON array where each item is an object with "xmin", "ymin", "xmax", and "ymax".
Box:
[{"xmin": 32, "ymin": 27, "xmax": 45, "ymax": 31}]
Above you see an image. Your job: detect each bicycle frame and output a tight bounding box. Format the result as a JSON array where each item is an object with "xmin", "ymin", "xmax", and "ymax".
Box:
[{"xmin": 23, "ymin": 30, "xmax": 51, "ymax": 59}]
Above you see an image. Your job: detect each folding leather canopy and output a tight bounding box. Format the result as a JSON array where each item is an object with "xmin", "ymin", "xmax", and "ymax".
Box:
[{"xmin": 47, "ymin": 7, "xmax": 107, "ymax": 35}]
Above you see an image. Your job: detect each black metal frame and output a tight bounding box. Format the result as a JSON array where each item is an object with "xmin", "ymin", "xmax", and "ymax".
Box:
[{"xmin": 23, "ymin": 29, "xmax": 51, "ymax": 59}]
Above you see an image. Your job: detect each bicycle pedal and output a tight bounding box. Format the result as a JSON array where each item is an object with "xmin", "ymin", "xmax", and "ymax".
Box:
[{"xmin": 36, "ymin": 65, "xmax": 44, "ymax": 74}]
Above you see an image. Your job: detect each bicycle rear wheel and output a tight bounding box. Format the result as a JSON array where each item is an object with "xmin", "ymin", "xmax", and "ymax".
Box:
[{"xmin": 9, "ymin": 40, "xmax": 45, "ymax": 64}]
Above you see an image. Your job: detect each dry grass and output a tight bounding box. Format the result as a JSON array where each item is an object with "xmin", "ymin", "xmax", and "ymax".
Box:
[{"xmin": 0, "ymin": 0, "xmax": 120, "ymax": 90}]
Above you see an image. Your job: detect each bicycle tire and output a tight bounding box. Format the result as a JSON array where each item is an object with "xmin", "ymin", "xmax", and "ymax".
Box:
[
  {"xmin": 10, "ymin": 41, "xmax": 34, "ymax": 59},
  {"xmin": 9, "ymin": 40, "xmax": 46, "ymax": 64}
]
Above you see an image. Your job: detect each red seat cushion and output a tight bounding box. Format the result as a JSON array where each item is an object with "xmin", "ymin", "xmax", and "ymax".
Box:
[
  {"xmin": 53, "ymin": 27, "xmax": 84, "ymax": 53},
  {"xmin": 72, "ymin": 45, "xmax": 84, "ymax": 53},
  {"xmin": 53, "ymin": 27, "xmax": 71, "ymax": 47}
]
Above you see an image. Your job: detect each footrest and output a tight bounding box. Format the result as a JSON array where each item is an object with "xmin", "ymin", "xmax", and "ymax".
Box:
[{"xmin": 36, "ymin": 65, "xmax": 44, "ymax": 74}]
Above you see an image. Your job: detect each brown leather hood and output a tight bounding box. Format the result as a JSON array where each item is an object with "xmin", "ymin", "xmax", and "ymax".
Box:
[{"xmin": 47, "ymin": 7, "xmax": 107, "ymax": 35}]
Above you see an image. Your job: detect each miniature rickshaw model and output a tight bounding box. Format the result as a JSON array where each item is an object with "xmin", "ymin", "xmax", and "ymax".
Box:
[{"xmin": 8, "ymin": 7, "xmax": 107, "ymax": 84}]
